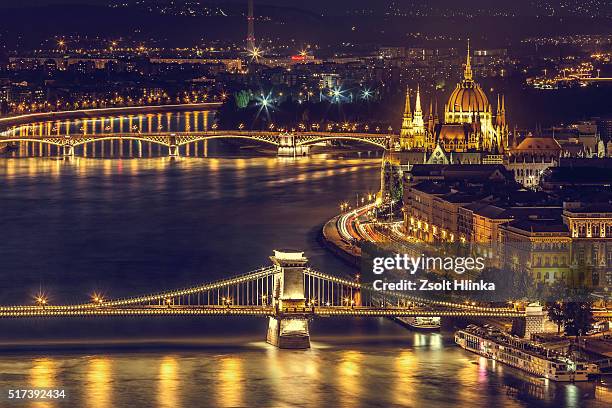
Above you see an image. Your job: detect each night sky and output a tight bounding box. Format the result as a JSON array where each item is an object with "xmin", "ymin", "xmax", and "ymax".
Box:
[
  {"xmin": 4, "ymin": 0, "xmax": 611, "ymax": 19},
  {"xmin": 3, "ymin": 1, "xmax": 543, "ymax": 13}
]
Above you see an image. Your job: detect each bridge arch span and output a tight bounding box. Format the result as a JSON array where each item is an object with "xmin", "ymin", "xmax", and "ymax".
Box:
[
  {"xmin": 296, "ymin": 135, "xmax": 387, "ymax": 149},
  {"xmin": 176, "ymin": 134, "xmax": 280, "ymax": 147},
  {"xmin": 72, "ymin": 136, "xmax": 170, "ymax": 148}
]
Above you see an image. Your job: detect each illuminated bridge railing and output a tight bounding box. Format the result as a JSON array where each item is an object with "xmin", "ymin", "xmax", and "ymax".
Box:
[
  {"xmin": 0, "ymin": 267, "xmax": 559, "ymax": 319},
  {"xmin": 0, "ymin": 267, "xmax": 276, "ymax": 312},
  {"xmin": 0, "ymin": 306, "xmax": 275, "ymax": 318},
  {"xmin": 0, "ymin": 131, "xmax": 391, "ymax": 149},
  {"xmin": 304, "ymin": 269, "xmax": 521, "ymax": 313}
]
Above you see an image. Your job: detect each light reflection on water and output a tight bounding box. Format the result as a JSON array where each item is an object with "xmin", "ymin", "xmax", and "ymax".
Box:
[
  {"xmin": 87, "ymin": 358, "xmax": 112, "ymax": 408},
  {"xmin": 7, "ymin": 111, "xmax": 212, "ymax": 137},
  {"xmin": 157, "ymin": 356, "xmax": 179, "ymax": 408},
  {"xmin": 0, "ymin": 335, "xmax": 610, "ymax": 407},
  {"xmin": 0, "ymin": 155, "xmax": 610, "ymax": 407}
]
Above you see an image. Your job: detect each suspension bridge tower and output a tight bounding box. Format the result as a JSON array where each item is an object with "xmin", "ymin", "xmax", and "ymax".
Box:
[{"xmin": 266, "ymin": 250, "xmax": 311, "ymax": 349}]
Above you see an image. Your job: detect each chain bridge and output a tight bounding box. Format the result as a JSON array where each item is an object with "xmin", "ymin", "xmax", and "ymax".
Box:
[{"xmin": 5, "ymin": 251, "xmax": 602, "ymax": 348}]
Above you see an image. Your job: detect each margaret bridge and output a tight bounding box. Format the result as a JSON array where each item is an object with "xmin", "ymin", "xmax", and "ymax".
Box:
[
  {"xmin": 1, "ymin": 117, "xmax": 392, "ymax": 158},
  {"xmin": 1, "ymin": 251, "xmax": 609, "ymax": 348}
]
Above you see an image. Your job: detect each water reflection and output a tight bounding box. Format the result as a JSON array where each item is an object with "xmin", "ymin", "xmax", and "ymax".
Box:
[
  {"xmin": 393, "ymin": 350, "xmax": 417, "ymax": 406},
  {"xmin": 86, "ymin": 358, "xmax": 112, "ymax": 408},
  {"xmin": 29, "ymin": 358, "xmax": 57, "ymax": 408},
  {"xmin": 337, "ymin": 350, "xmax": 362, "ymax": 407},
  {"xmin": 158, "ymin": 356, "xmax": 180, "ymax": 408},
  {"xmin": 0, "ymin": 336, "xmax": 609, "ymax": 408},
  {"xmin": 6, "ymin": 111, "xmax": 212, "ymax": 137},
  {"xmin": 217, "ymin": 357, "xmax": 243, "ymax": 408}
]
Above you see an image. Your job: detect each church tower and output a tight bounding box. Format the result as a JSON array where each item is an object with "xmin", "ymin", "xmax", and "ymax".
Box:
[
  {"xmin": 412, "ymin": 85, "xmax": 426, "ymax": 148},
  {"xmin": 400, "ymin": 86, "xmax": 413, "ymax": 150}
]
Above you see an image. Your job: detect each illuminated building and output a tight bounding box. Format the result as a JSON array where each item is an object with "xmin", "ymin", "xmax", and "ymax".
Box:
[
  {"xmin": 506, "ymin": 133, "xmax": 561, "ymax": 188},
  {"xmin": 398, "ymin": 42, "xmax": 509, "ymax": 156},
  {"xmin": 403, "ymin": 165, "xmax": 514, "ymax": 244},
  {"xmin": 499, "ymin": 218, "xmax": 572, "ymax": 284},
  {"xmin": 563, "ymin": 202, "xmax": 612, "ymax": 287}
]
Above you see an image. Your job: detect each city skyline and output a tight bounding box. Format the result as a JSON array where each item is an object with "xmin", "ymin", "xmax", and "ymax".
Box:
[{"xmin": 0, "ymin": 1, "xmax": 610, "ymax": 407}]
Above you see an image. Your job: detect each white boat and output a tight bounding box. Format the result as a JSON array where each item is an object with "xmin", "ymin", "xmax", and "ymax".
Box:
[
  {"xmin": 455, "ymin": 325, "xmax": 596, "ymax": 382},
  {"xmin": 395, "ymin": 316, "xmax": 441, "ymax": 330}
]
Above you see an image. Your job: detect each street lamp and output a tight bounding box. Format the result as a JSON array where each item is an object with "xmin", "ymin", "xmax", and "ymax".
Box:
[
  {"xmin": 91, "ymin": 293, "xmax": 104, "ymax": 305},
  {"xmin": 35, "ymin": 294, "xmax": 48, "ymax": 307}
]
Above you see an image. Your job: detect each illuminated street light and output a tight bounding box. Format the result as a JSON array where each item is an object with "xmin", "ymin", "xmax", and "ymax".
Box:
[
  {"xmin": 247, "ymin": 46, "xmax": 263, "ymax": 62},
  {"xmin": 34, "ymin": 293, "xmax": 48, "ymax": 307},
  {"xmin": 331, "ymin": 87, "xmax": 345, "ymax": 103},
  {"xmin": 361, "ymin": 88, "xmax": 372, "ymax": 100},
  {"xmin": 91, "ymin": 293, "xmax": 104, "ymax": 305}
]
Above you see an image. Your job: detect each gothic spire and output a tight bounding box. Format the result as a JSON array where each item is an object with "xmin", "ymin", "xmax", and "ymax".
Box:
[
  {"xmin": 464, "ymin": 39, "xmax": 473, "ymax": 82},
  {"xmin": 403, "ymin": 86, "xmax": 411, "ymax": 117},
  {"xmin": 415, "ymin": 84, "xmax": 422, "ymax": 115},
  {"xmin": 412, "ymin": 84, "xmax": 425, "ymax": 130}
]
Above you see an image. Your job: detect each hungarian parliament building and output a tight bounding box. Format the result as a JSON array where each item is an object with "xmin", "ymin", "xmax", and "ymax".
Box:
[
  {"xmin": 393, "ymin": 43, "xmax": 509, "ymax": 166},
  {"xmin": 398, "ymin": 43, "xmax": 508, "ymax": 156},
  {"xmin": 390, "ymin": 43, "xmax": 612, "ymax": 188}
]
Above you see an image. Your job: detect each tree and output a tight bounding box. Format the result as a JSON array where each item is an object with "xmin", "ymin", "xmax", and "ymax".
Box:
[
  {"xmin": 234, "ymin": 90, "xmax": 251, "ymax": 109},
  {"xmin": 546, "ymin": 301, "xmax": 564, "ymax": 334},
  {"xmin": 562, "ymin": 302, "xmax": 594, "ymax": 337}
]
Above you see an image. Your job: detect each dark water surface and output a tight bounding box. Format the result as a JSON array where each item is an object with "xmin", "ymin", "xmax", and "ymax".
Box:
[{"xmin": 0, "ymin": 154, "xmax": 610, "ymax": 408}]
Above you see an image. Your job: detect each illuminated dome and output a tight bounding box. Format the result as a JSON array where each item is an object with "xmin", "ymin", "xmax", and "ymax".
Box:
[
  {"xmin": 446, "ymin": 40, "xmax": 490, "ymax": 114},
  {"xmin": 447, "ymin": 82, "xmax": 489, "ymax": 113}
]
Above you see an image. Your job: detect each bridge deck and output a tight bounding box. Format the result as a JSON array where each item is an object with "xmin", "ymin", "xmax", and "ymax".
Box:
[{"xmin": 0, "ymin": 305, "xmax": 530, "ymax": 318}]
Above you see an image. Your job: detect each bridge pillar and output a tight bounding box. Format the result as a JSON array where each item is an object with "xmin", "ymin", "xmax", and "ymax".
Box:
[
  {"xmin": 168, "ymin": 134, "xmax": 179, "ymax": 157},
  {"xmin": 277, "ymin": 134, "xmax": 309, "ymax": 157},
  {"xmin": 266, "ymin": 250, "xmax": 311, "ymax": 349},
  {"xmin": 62, "ymin": 144, "xmax": 74, "ymax": 158},
  {"xmin": 511, "ymin": 303, "xmax": 545, "ymax": 339},
  {"xmin": 168, "ymin": 145, "xmax": 179, "ymax": 157}
]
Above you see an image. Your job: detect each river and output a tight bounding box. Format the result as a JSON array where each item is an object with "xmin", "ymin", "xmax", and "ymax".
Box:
[{"xmin": 0, "ymin": 139, "xmax": 610, "ymax": 407}]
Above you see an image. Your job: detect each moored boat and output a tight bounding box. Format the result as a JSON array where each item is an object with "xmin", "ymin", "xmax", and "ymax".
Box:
[{"xmin": 455, "ymin": 325, "xmax": 597, "ymax": 382}]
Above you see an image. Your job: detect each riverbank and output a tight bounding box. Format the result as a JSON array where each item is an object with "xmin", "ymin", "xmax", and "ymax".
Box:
[{"xmin": 321, "ymin": 213, "xmax": 361, "ymax": 267}]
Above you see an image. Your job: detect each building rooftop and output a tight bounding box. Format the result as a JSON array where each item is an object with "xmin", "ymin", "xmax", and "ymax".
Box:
[
  {"xmin": 505, "ymin": 218, "xmax": 569, "ymax": 235},
  {"xmin": 410, "ymin": 164, "xmax": 512, "ymax": 182},
  {"xmin": 513, "ymin": 135, "xmax": 561, "ymax": 152}
]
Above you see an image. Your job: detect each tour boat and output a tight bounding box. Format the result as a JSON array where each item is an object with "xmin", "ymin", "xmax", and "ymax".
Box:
[{"xmin": 455, "ymin": 325, "xmax": 596, "ymax": 382}]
